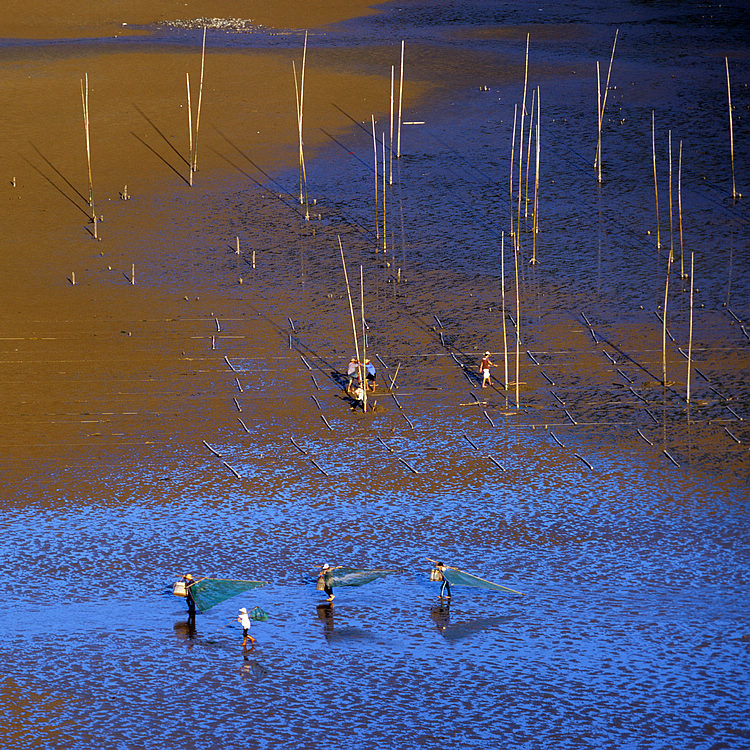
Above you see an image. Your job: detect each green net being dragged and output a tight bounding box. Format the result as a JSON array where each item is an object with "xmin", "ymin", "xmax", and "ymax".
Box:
[
  {"xmin": 325, "ymin": 568, "xmax": 395, "ymax": 588},
  {"xmin": 189, "ymin": 578, "xmax": 267, "ymax": 612},
  {"xmin": 441, "ymin": 567, "xmax": 523, "ymax": 595}
]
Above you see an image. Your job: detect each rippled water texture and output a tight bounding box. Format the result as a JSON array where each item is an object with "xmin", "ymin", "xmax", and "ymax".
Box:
[{"xmin": 3, "ymin": 1, "xmax": 749, "ymax": 748}]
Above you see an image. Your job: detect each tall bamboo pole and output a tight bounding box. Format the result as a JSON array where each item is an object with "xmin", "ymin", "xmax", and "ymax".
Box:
[
  {"xmin": 532, "ymin": 85, "xmax": 540, "ymax": 263},
  {"xmin": 192, "ymin": 26, "xmax": 207, "ymax": 172},
  {"xmin": 678, "ymin": 140, "xmax": 685, "ymax": 278},
  {"xmin": 360, "ymin": 265, "xmax": 368, "ymax": 412},
  {"xmin": 725, "ymin": 57, "xmax": 737, "ymax": 200},
  {"xmin": 382, "ymin": 132, "xmax": 387, "ymax": 251},
  {"xmin": 651, "ymin": 110, "xmax": 661, "ymax": 250},
  {"xmin": 517, "ymin": 33, "xmax": 530, "ymax": 250},
  {"xmin": 295, "ymin": 31, "xmax": 309, "ymax": 219},
  {"xmin": 338, "ymin": 236, "xmax": 364, "ymax": 405},
  {"xmin": 510, "ymin": 103, "xmax": 517, "ymax": 239},
  {"xmin": 595, "ymin": 59, "xmax": 601, "ymax": 169},
  {"xmin": 514, "ymin": 226, "xmax": 521, "ymax": 408},
  {"xmin": 524, "ymin": 88, "xmax": 535, "ymax": 218},
  {"xmin": 372, "ymin": 114, "xmax": 379, "ymax": 242},
  {"xmin": 397, "ymin": 40, "xmax": 405, "ymax": 158},
  {"xmin": 686, "ymin": 251, "xmax": 695, "ymax": 403},
  {"xmin": 186, "ymin": 72, "xmax": 193, "ymax": 186},
  {"xmin": 501, "ymin": 231, "xmax": 509, "ymax": 388},
  {"xmin": 661, "ymin": 232, "xmax": 674, "ymax": 386},
  {"xmin": 595, "ymin": 29, "xmax": 618, "ymax": 182},
  {"xmin": 668, "ymin": 130, "xmax": 674, "ymax": 260},
  {"xmin": 80, "ymin": 73, "xmax": 97, "ymax": 238},
  {"xmin": 389, "ymin": 64, "xmax": 394, "ymax": 185}
]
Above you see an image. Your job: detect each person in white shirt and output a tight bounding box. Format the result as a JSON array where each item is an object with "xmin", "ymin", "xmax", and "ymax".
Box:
[{"xmin": 235, "ymin": 607, "xmax": 255, "ymax": 650}]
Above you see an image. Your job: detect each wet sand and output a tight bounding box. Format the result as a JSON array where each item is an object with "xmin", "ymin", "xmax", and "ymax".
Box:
[{"xmin": 2, "ymin": 1, "xmax": 749, "ymax": 748}]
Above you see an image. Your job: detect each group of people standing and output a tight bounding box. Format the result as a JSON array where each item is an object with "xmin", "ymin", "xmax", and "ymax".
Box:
[{"xmin": 346, "ymin": 356, "xmax": 376, "ymax": 404}]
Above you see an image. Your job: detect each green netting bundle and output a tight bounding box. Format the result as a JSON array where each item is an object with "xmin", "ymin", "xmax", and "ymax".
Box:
[{"xmin": 189, "ymin": 578, "xmax": 267, "ymax": 612}]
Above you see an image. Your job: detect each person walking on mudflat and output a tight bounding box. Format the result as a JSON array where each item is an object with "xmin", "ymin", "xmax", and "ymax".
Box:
[
  {"xmin": 479, "ymin": 351, "xmax": 497, "ymax": 388},
  {"xmin": 235, "ymin": 607, "xmax": 256, "ymax": 650}
]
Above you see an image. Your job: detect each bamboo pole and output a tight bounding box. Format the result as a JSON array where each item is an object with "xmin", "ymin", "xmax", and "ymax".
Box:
[
  {"xmin": 668, "ymin": 130, "xmax": 674, "ymax": 260},
  {"xmin": 678, "ymin": 140, "xmax": 685, "ymax": 278},
  {"xmin": 595, "ymin": 29, "xmax": 618, "ymax": 182},
  {"xmin": 338, "ymin": 237, "xmax": 364, "ymax": 407},
  {"xmin": 192, "ymin": 26, "xmax": 207, "ymax": 173},
  {"xmin": 186, "ymin": 72, "xmax": 193, "ymax": 186},
  {"xmin": 501, "ymin": 231, "xmax": 509, "ymax": 388},
  {"xmin": 524, "ymin": 88, "xmax": 535, "ymax": 218},
  {"xmin": 397, "ymin": 40, "xmax": 405, "ymax": 158},
  {"xmin": 382, "ymin": 132, "xmax": 387, "ymax": 251},
  {"xmin": 661, "ymin": 232, "xmax": 674, "ymax": 386},
  {"xmin": 80, "ymin": 73, "xmax": 97, "ymax": 239},
  {"xmin": 595, "ymin": 59, "xmax": 601, "ymax": 169},
  {"xmin": 389, "ymin": 64, "xmax": 394, "ymax": 186},
  {"xmin": 372, "ymin": 114, "xmax": 379, "ymax": 242},
  {"xmin": 651, "ymin": 110, "xmax": 661, "ymax": 249},
  {"xmin": 725, "ymin": 57, "xmax": 737, "ymax": 200},
  {"xmin": 294, "ymin": 32, "xmax": 310, "ymax": 219},
  {"xmin": 514, "ymin": 228, "xmax": 521, "ymax": 408},
  {"xmin": 532, "ymin": 85, "xmax": 540, "ymax": 263},
  {"xmin": 686, "ymin": 251, "xmax": 694, "ymax": 403},
  {"xmin": 510, "ymin": 103, "xmax": 517, "ymax": 239},
  {"xmin": 360, "ymin": 265, "xmax": 368, "ymax": 412},
  {"xmin": 293, "ymin": 61, "xmax": 302, "ymax": 202},
  {"xmin": 517, "ymin": 33, "xmax": 530, "ymax": 250}
]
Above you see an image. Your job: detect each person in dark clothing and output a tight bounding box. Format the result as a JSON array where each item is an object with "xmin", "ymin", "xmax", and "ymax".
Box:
[
  {"xmin": 436, "ymin": 562, "xmax": 451, "ymax": 600},
  {"xmin": 182, "ymin": 574, "xmax": 197, "ymax": 620}
]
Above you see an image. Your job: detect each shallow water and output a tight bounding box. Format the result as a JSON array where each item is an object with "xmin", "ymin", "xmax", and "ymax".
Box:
[{"xmin": 3, "ymin": 1, "xmax": 749, "ymax": 748}]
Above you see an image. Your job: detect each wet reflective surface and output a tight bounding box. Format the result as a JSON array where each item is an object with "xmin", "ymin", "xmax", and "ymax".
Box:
[{"xmin": 3, "ymin": 1, "xmax": 749, "ymax": 748}]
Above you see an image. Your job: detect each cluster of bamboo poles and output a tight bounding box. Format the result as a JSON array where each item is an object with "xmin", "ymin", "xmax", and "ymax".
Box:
[
  {"xmin": 501, "ymin": 35, "xmax": 542, "ymax": 410},
  {"xmin": 371, "ymin": 40, "xmax": 406, "ymax": 254}
]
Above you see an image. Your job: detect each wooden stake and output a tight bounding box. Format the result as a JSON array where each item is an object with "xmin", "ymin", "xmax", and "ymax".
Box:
[
  {"xmin": 397, "ymin": 40, "xmax": 405, "ymax": 158},
  {"xmin": 235, "ymin": 236, "xmax": 241, "ymax": 255},
  {"xmin": 652, "ymin": 110, "xmax": 661, "ymax": 249},
  {"xmin": 372, "ymin": 114, "xmax": 379, "ymax": 242},
  {"xmin": 131, "ymin": 263, "xmax": 135, "ymax": 285},
  {"xmin": 725, "ymin": 57, "xmax": 738, "ymax": 200},
  {"xmin": 192, "ymin": 26, "xmax": 207, "ymax": 172},
  {"xmin": 186, "ymin": 72, "xmax": 193, "ymax": 186},
  {"xmin": 595, "ymin": 59, "xmax": 601, "ymax": 172},
  {"xmin": 687, "ymin": 252, "xmax": 694, "ymax": 403}
]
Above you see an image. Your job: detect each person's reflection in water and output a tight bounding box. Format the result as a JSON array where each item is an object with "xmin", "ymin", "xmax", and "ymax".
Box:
[
  {"xmin": 317, "ymin": 602, "xmax": 335, "ymax": 643},
  {"xmin": 173, "ymin": 618, "xmax": 197, "ymax": 650},
  {"xmin": 430, "ymin": 600, "xmax": 451, "ymax": 633}
]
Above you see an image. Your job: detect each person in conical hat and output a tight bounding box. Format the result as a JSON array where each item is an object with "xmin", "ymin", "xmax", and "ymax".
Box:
[{"xmin": 235, "ymin": 606, "xmax": 255, "ymax": 650}]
